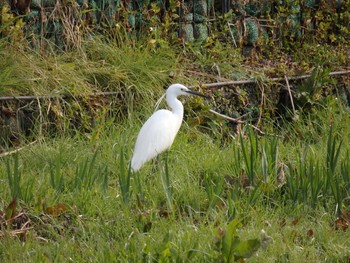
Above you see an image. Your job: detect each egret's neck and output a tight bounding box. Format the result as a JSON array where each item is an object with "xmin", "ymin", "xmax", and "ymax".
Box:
[{"xmin": 166, "ymin": 94, "xmax": 184, "ymax": 118}]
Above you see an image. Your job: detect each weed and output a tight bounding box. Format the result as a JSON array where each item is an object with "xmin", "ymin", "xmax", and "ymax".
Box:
[
  {"xmin": 204, "ymin": 172, "xmax": 224, "ymax": 211},
  {"xmin": 240, "ymin": 129, "xmax": 258, "ymax": 185},
  {"xmin": 49, "ymin": 162, "xmax": 64, "ymax": 194},
  {"xmin": 341, "ymin": 151, "xmax": 350, "ymax": 197},
  {"xmin": 5, "ymin": 153, "xmax": 34, "ymax": 203},
  {"xmin": 308, "ymin": 160, "xmax": 322, "ymax": 208},
  {"xmin": 325, "ymin": 126, "xmax": 343, "ymax": 215},
  {"xmin": 326, "ymin": 126, "xmax": 342, "ymax": 186},
  {"xmin": 214, "ymin": 219, "xmax": 261, "ymax": 262},
  {"xmin": 118, "ymin": 148, "xmax": 132, "ymax": 205},
  {"xmin": 5, "ymin": 153, "xmax": 21, "ymax": 199},
  {"xmin": 73, "ymin": 150, "xmax": 99, "ymax": 191},
  {"xmin": 262, "ymin": 136, "xmax": 279, "ymax": 182}
]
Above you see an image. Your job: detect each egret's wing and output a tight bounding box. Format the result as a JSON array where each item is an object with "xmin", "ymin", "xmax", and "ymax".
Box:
[{"xmin": 131, "ymin": 110, "xmax": 180, "ymax": 171}]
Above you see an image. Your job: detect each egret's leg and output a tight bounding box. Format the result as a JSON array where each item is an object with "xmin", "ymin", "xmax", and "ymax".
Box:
[{"xmin": 160, "ymin": 152, "xmax": 173, "ymax": 211}]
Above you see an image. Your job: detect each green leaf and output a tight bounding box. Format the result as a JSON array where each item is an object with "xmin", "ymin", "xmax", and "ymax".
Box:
[
  {"xmin": 233, "ymin": 238, "xmax": 261, "ymax": 260},
  {"xmin": 224, "ymin": 219, "xmax": 239, "ymax": 241},
  {"xmin": 4, "ymin": 198, "xmax": 17, "ymax": 220},
  {"xmin": 222, "ymin": 219, "xmax": 240, "ymax": 261}
]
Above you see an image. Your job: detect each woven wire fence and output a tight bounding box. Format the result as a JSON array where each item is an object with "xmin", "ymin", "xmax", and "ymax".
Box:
[{"xmin": 3, "ymin": 0, "xmax": 350, "ymax": 50}]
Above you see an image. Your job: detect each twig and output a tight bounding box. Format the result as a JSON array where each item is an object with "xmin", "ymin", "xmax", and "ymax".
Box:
[
  {"xmin": 256, "ymin": 81, "xmax": 265, "ymax": 127},
  {"xmin": 213, "ymin": 63, "xmax": 221, "ymax": 79},
  {"xmin": 36, "ymin": 236, "xmax": 49, "ymax": 242},
  {"xmin": 185, "ymin": 70, "xmax": 232, "ymax": 82},
  {"xmin": 209, "ymin": 109, "xmax": 281, "ymax": 137},
  {"xmin": 247, "ymin": 124, "xmax": 267, "ymax": 136},
  {"xmin": 235, "ymin": 111, "xmax": 252, "ymax": 120},
  {"xmin": 20, "ymin": 219, "xmax": 32, "ymax": 230},
  {"xmin": 0, "ymin": 227, "xmax": 32, "ymax": 237},
  {"xmin": 36, "ymin": 97, "xmax": 43, "ymax": 137},
  {"xmin": 201, "ymin": 70, "xmax": 350, "ymax": 89},
  {"xmin": 284, "ymin": 75, "xmax": 296, "ymax": 117},
  {"xmin": 227, "ymin": 22, "xmax": 238, "ymax": 47},
  {"xmin": 209, "ymin": 109, "xmax": 245, "ymax": 124},
  {"xmin": 0, "ymin": 91, "xmax": 119, "ymax": 101},
  {"xmin": 0, "ymin": 140, "xmax": 37, "ymax": 158},
  {"xmin": 329, "ymin": 70, "xmax": 350, "ymax": 76},
  {"xmin": 203, "ymin": 79, "xmax": 257, "ymax": 88}
]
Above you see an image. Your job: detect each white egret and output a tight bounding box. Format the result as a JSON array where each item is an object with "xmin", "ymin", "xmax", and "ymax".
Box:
[{"xmin": 131, "ymin": 83, "xmax": 208, "ymax": 172}]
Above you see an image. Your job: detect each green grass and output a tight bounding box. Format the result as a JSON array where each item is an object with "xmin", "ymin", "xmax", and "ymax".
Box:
[
  {"xmin": 1, "ymin": 96, "xmax": 350, "ymax": 262},
  {"xmin": 0, "ymin": 35, "xmax": 174, "ymax": 101}
]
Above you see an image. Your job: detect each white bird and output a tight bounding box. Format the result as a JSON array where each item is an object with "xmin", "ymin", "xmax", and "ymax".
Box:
[{"xmin": 131, "ymin": 83, "xmax": 208, "ymax": 172}]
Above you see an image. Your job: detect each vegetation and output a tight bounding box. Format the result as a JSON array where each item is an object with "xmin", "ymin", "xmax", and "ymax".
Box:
[
  {"xmin": 1, "ymin": 1, "xmax": 350, "ymax": 262},
  {"xmin": 1, "ymin": 96, "xmax": 350, "ymax": 261}
]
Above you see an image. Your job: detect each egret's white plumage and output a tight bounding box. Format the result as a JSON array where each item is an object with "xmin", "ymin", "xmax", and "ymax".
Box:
[{"xmin": 131, "ymin": 83, "xmax": 207, "ymax": 172}]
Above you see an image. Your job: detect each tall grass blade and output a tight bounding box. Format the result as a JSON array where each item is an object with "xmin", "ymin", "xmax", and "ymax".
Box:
[
  {"xmin": 326, "ymin": 126, "xmax": 343, "ymax": 215},
  {"xmin": 265, "ymin": 136, "xmax": 278, "ymax": 180},
  {"xmin": 247, "ymin": 181, "xmax": 261, "ymax": 206},
  {"xmin": 74, "ymin": 150, "xmax": 99, "ymax": 190},
  {"xmin": 330, "ymin": 175, "xmax": 342, "ymax": 216},
  {"xmin": 341, "ymin": 151, "xmax": 350, "ymax": 196},
  {"xmin": 326, "ymin": 127, "xmax": 342, "ymax": 183},
  {"xmin": 133, "ymin": 164, "xmax": 143, "ymax": 204},
  {"xmin": 6, "ymin": 153, "xmax": 21, "ymax": 199},
  {"xmin": 21, "ymin": 178, "xmax": 34, "ymax": 203},
  {"xmin": 118, "ymin": 148, "xmax": 132, "ymax": 205},
  {"xmin": 240, "ymin": 130, "xmax": 257, "ymax": 185},
  {"xmin": 261, "ymin": 148, "xmax": 268, "ymax": 182},
  {"xmin": 309, "ymin": 160, "xmax": 322, "ymax": 208},
  {"xmin": 5, "ymin": 153, "xmax": 34, "ymax": 203},
  {"xmin": 286, "ymin": 163, "xmax": 299, "ymax": 204},
  {"xmin": 101, "ymin": 168, "xmax": 109, "ymax": 194},
  {"xmin": 298, "ymin": 151, "xmax": 308, "ymax": 203},
  {"xmin": 49, "ymin": 162, "xmax": 64, "ymax": 193},
  {"xmin": 204, "ymin": 174, "xmax": 224, "ymax": 211}
]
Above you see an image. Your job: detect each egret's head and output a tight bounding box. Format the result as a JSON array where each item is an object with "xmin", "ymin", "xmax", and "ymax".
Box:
[{"xmin": 167, "ymin": 84, "xmax": 208, "ymax": 98}]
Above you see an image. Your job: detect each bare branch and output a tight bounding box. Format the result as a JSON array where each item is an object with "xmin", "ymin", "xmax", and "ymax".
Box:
[
  {"xmin": 284, "ymin": 75, "xmax": 296, "ymax": 117},
  {"xmin": 0, "ymin": 141, "xmax": 37, "ymax": 158}
]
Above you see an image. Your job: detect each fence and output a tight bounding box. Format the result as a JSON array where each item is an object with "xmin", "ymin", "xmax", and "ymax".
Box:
[{"xmin": 3, "ymin": 0, "xmax": 349, "ymax": 50}]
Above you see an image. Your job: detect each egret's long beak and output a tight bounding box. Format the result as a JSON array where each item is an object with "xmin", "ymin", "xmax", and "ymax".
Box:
[{"xmin": 185, "ymin": 89, "xmax": 210, "ymax": 99}]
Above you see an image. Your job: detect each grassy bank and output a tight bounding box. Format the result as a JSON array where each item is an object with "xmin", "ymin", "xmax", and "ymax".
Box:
[{"xmin": 1, "ymin": 93, "xmax": 350, "ymax": 261}]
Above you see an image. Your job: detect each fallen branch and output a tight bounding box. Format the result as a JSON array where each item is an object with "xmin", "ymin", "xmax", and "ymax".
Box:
[
  {"xmin": 0, "ymin": 70, "xmax": 349, "ymax": 102},
  {"xmin": 185, "ymin": 70, "xmax": 233, "ymax": 82},
  {"xmin": 0, "ymin": 91, "xmax": 119, "ymax": 102},
  {"xmin": 0, "ymin": 227, "xmax": 32, "ymax": 238},
  {"xmin": 209, "ymin": 109, "xmax": 245, "ymax": 124},
  {"xmin": 209, "ymin": 109, "xmax": 268, "ymax": 136},
  {"xmin": 0, "ymin": 140, "xmax": 37, "ymax": 158},
  {"xmin": 284, "ymin": 75, "xmax": 296, "ymax": 117},
  {"xmin": 201, "ymin": 69, "xmax": 350, "ymax": 89}
]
